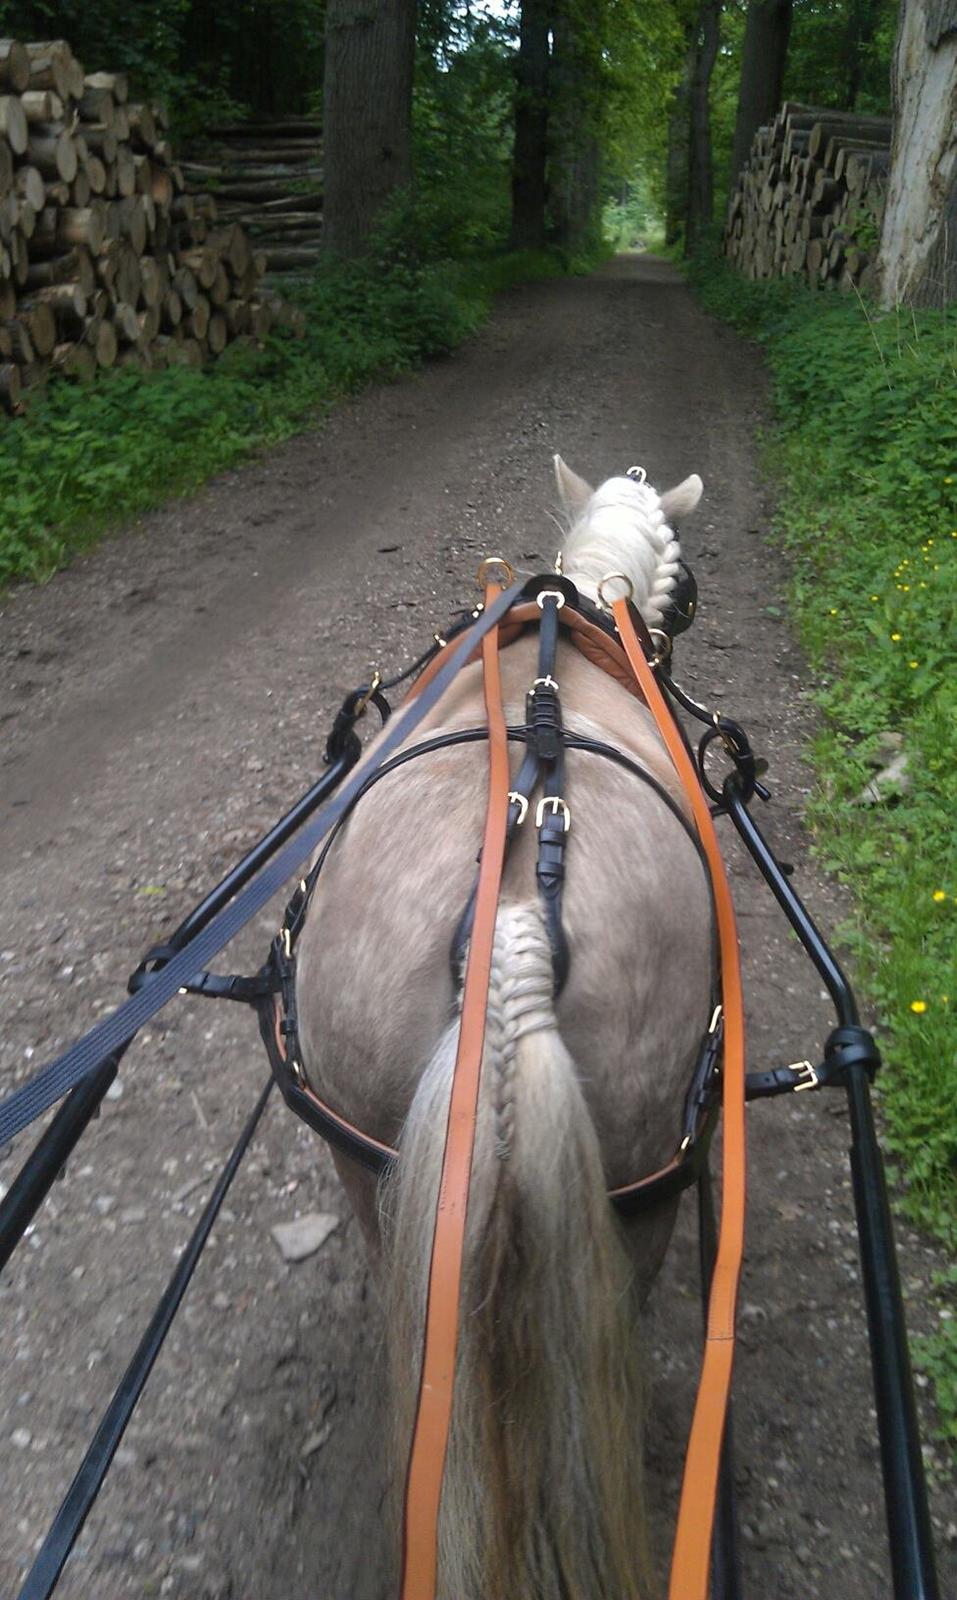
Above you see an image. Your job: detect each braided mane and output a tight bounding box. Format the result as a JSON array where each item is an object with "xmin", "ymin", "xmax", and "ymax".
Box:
[{"xmin": 559, "ymin": 469, "xmax": 684, "ymax": 628}]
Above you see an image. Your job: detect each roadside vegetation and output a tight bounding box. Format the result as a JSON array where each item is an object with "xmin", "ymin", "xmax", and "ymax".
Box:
[
  {"xmin": 687, "ymin": 250, "xmax": 957, "ymax": 1440},
  {"xmin": 0, "ymin": 236, "xmax": 578, "ymax": 587}
]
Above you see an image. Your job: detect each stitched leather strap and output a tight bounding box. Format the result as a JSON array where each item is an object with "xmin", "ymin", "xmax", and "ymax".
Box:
[
  {"xmin": 399, "ymin": 584, "xmax": 512, "ymax": 1600},
  {"xmin": 611, "ymin": 598, "xmax": 747, "ymax": 1600}
]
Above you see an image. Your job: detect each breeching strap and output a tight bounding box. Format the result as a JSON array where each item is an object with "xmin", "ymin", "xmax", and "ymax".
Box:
[
  {"xmin": 612, "ymin": 598, "xmax": 747, "ymax": 1600},
  {"xmin": 399, "ymin": 583, "xmax": 512, "ymax": 1600}
]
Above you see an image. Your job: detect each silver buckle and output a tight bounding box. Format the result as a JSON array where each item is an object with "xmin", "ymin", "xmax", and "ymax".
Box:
[
  {"xmin": 535, "ymin": 796, "xmax": 570, "ymax": 831},
  {"xmin": 508, "ymin": 792, "xmax": 529, "ymax": 824}
]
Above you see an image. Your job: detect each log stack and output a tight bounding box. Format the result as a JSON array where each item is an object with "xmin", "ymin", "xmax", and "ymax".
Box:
[
  {"xmin": 181, "ymin": 119, "xmax": 322, "ymax": 277},
  {"xmin": 0, "ymin": 36, "xmax": 295, "ymax": 413},
  {"xmin": 724, "ymin": 102, "xmax": 892, "ymax": 292}
]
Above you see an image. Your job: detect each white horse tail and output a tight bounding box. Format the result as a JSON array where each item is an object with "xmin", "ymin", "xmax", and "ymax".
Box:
[{"xmin": 381, "ymin": 902, "xmax": 652, "ymax": 1600}]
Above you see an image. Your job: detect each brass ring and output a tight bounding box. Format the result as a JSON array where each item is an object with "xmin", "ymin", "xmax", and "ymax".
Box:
[
  {"xmin": 596, "ymin": 571, "xmax": 634, "ymax": 610},
  {"xmin": 476, "ymin": 555, "xmax": 514, "ymax": 588},
  {"xmin": 647, "ymin": 628, "xmax": 673, "ymax": 665}
]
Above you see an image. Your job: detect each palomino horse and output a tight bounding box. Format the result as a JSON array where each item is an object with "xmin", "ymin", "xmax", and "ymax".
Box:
[{"xmin": 296, "ymin": 458, "xmax": 713, "ymax": 1599}]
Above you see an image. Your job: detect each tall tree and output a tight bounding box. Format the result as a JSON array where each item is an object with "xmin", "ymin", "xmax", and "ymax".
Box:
[
  {"xmin": 322, "ymin": 0, "xmax": 417, "ymax": 259},
  {"xmin": 839, "ymin": 0, "xmax": 885, "ymax": 109},
  {"xmin": 665, "ymin": 23, "xmax": 695, "ymax": 247},
  {"xmin": 509, "ymin": 0, "xmax": 553, "ymax": 249},
  {"xmin": 686, "ymin": 0, "xmax": 722, "ymax": 252},
  {"xmin": 877, "ymin": 0, "xmax": 957, "ymax": 307},
  {"xmin": 550, "ymin": 0, "xmax": 607, "ymax": 252},
  {"xmin": 729, "ymin": 1, "xmax": 793, "ymax": 182}
]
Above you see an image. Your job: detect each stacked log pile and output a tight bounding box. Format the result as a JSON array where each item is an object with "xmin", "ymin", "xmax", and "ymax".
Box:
[
  {"xmin": 724, "ymin": 102, "xmax": 891, "ymax": 291},
  {"xmin": 0, "ymin": 36, "xmax": 290, "ymax": 412},
  {"xmin": 181, "ymin": 119, "xmax": 322, "ymax": 277}
]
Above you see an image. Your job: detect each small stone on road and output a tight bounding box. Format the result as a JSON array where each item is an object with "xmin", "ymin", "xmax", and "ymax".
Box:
[{"xmin": 270, "ymin": 1212, "xmax": 339, "ymax": 1263}]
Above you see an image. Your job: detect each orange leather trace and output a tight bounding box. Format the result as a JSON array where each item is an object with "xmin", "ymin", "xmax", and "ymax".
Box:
[
  {"xmin": 612, "ymin": 598, "xmax": 746, "ymax": 1600},
  {"xmin": 399, "ymin": 585, "xmax": 512, "ymax": 1600}
]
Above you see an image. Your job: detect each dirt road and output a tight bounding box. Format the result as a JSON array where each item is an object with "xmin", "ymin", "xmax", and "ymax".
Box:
[{"xmin": 1, "ymin": 255, "xmax": 954, "ymax": 1599}]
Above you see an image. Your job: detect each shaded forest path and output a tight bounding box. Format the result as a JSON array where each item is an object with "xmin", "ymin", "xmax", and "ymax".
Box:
[{"xmin": 1, "ymin": 255, "xmax": 954, "ymax": 1599}]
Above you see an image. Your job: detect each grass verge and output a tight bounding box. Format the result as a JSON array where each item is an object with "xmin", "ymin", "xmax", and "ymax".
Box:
[
  {"xmin": 685, "ymin": 251, "xmax": 957, "ymax": 1447},
  {"xmin": 0, "ymin": 241, "xmax": 577, "ymax": 588}
]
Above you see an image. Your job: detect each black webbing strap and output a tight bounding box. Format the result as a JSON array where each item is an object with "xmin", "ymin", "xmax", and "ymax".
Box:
[{"xmin": 0, "ymin": 582, "xmax": 525, "ymax": 1150}]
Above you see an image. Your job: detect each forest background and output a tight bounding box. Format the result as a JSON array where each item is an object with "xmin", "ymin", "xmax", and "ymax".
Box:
[{"xmin": 0, "ymin": 0, "xmax": 954, "ymax": 1444}]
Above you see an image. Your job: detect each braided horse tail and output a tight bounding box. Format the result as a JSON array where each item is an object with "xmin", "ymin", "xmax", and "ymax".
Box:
[{"xmin": 380, "ymin": 902, "xmax": 651, "ymax": 1599}]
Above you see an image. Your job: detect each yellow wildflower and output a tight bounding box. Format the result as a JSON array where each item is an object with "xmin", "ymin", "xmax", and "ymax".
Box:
[
  {"xmin": 933, "ymin": 890, "xmax": 946, "ymax": 902},
  {"xmin": 910, "ymin": 1000, "xmax": 927, "ymax": 1014},
  {"xmin": 891, "ymin": 632, "xmax": 902, "ymax": 641}
]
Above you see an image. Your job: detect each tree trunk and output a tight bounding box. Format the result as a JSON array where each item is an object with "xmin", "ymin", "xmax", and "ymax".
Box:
[
  {"xmin": 877, "ymin": 0, "xmax": 957, "ymax": 308},
  {"xmin": 549, "ymin": 5, "xmax": 602, "ymax": 252},
  {"xmin": 666, "ymin": 32, "xmax": 695, "ymax": 247},
  {"xmin": 686, "ymin": 0, "xmax": 722, "ymax": 254},
  {"xmin": 840, "ymin": 0, "xmax": 884, "ymax": 111},
  {"xmin": 510, "ymin": 0, "xmax": 552, "ymax": 250},
  {"xmin": 322, "ymin": 0, "xmax": 417, "ymax": 259},
  {"xmin": 730, "ymin": 2, "xmax": 793, "ymax": 183}
]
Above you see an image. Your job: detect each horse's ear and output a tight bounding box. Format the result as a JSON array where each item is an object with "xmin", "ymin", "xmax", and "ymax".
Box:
[
  {"xmin": 553, "ymin": 455, "xmax": 594, "ymax": 521},
  {"xmin": 660, "ymin": 473, "xmax": 704, "ymax": 523}
]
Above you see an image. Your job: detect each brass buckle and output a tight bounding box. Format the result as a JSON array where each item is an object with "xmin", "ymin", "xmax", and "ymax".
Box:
[
  {"xmin": 791, "ymin": 1060, "xmax": 819, "ymax": 1092},
  {"xmin": 353, "ymin": 668, "xmax": 381, "ymax": 718},
  {"xmin": 508, "ymin": 792, "xmax": 529, "ymax": 824},
  {"xmin": 535, "ymin": 796, "xmax": 570, "ymax": 831},
  {"xmin": 647, "ymin": 627, "xmax": 672, "ymax": 666}
]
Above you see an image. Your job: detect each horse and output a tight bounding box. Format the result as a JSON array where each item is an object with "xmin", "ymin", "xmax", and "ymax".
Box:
[{"xmin": 295, "ymin": 456, "xmax": 713, "ymax": 1599}]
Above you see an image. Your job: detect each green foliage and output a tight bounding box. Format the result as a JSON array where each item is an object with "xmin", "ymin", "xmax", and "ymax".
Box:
[
  {"xmin": 413, "ymin": 12, "xmax": 515, "ymax": 256},
  {"xmin": 0, "ymin": 238, "xmax": 574, "ymax": 589},
  {"xmin": 915, "ymin": 1273, "xmax": 957, "ymax": 1450},
  {"xmin": 0, "ymin": 0, "xmax": 325, "ymax": 128},
  {"xmin": 687, "ymin": 249, "xmax": 957, "ymax": 1444},
  {"xmin": 785, "ymin": 0, "xmax": 897, "ymax": 113},
  {"xmin": 603, "ymin": 173, "xmax": 664, "ymax": 250}
]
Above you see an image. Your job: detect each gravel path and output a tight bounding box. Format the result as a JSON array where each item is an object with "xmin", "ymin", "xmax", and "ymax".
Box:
[{"xmin": 1, "ymin": 254, "xmax": 954, "ymax": 1599}]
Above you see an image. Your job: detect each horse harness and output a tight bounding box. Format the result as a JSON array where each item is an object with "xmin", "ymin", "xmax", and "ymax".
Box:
[{"xmin": 253, "ymin": 559, "xmax": 731, "ymax": 1219}]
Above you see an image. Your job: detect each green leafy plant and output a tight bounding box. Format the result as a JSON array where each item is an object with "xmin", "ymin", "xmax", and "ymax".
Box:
[{"xmin": 686, "ymin": 249, "xmax": 957, "ymax": 1450}]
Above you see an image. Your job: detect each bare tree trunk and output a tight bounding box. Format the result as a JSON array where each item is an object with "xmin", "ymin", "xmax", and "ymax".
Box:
[
  {"xmin": 840, "ymin": 0, "xmax": 884, "ymax": 110},
  {"xmin": 877, "ymin": 0, "xmax": 957, "ymax": 308},
  {"xmin": 730, "ymin": 1, "xmax": 793, "ymax": 183},
  {"xmin": 549, "ymin": 6, "xmax": 601, "ymax": 252},
  {"xmin": 322, "ymin": 0, "xmax": 417, "ymax": 259},
  {"xmin": 666, "ymin": 32, "xmax": 694, "ymax": 248},
  {"xmin": 510, "ymin": 0, "xmax": 552, "ymax": 251},
  {"xmin": 686, "ymin": 0, "xmax": 722, "ymax": 254}
]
